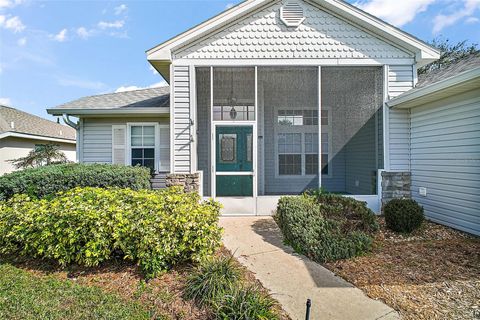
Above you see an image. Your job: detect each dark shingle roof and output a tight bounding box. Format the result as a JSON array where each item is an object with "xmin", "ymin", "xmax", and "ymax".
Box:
[
  {"xmin": 53, "ymin": 86, "xmax": 170, "ymax": 110},
  {"xmin": 417, "ymin": 53, "xmax": 480, "ymax": 88},
  {"xmin": 0, "ymin": 106, "xmax": 76, "ymax": 141}
]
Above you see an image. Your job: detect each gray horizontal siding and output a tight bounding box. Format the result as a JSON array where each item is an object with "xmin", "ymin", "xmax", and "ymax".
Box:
[
  {"xmin": 173, "ymin": 65, "xmax": 191, "ymax": 173},
  {"xmin": 410, "ymin": 90, "xmax": 480, "ymax": 236},
  {"xmin": 388, "ymin": 65, "xmax": 414, "ymax": 171},
  {"xmin": 81, "ymin": 117, "xmax": 169, "ymax": 164}
]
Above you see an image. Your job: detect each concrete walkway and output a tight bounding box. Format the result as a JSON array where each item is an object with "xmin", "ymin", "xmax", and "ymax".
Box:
[{"xmin": 220, "ymin": 216, "xmax": 399, "ymax": 320}]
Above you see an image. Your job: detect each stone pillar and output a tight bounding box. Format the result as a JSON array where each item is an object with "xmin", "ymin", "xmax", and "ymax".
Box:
[
  {"xmin": 381, "ymin": 171, "xmax": 411, "ymax": 204},
  {"xmin": 166, "ymin": 173, "xmax": 200, "ymax": 193}
]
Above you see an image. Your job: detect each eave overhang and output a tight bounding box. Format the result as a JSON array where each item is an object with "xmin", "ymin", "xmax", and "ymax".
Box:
[
  {"xmin": 0, "ymin": 131, "xmax": 76, "ymax": 144},
  {"xmin": 47, "ymin": 107, "xmax": 170, "ymax": 117}
]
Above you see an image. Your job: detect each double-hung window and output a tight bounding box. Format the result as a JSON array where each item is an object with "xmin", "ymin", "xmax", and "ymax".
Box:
[{"xmin": 130, "ymin": 125, "xmax": 155, "ymax": 173}]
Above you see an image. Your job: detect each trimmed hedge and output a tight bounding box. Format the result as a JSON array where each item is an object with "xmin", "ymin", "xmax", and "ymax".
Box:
[
  {"xmin": 0, "ymin": 163, "xmax": 151, "ymax": 200},
  {"xmin": 384, "ymin": 198, "xmax": 424, "ymax": 233},
  {"xmin": 0, "ymin": 186, "xmax": 222, "ymax": 278},
  {"xmin": 275, "ymin": 194, "xmax": 378, "ymax": 263}
]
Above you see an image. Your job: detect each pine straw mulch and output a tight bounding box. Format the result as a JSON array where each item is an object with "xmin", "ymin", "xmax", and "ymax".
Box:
[
  {"xmin": 0, "ymin": 246, "xmax": 289, "ymax": 320},
  {"xmin": 323, "ymin": 218, "xmax": 480, "ymax": 320}
]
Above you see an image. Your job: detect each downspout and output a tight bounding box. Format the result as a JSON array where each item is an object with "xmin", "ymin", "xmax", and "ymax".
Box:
[{"xmin": 62, "ymin": 113, "xmax": 80, "ymax": 163}]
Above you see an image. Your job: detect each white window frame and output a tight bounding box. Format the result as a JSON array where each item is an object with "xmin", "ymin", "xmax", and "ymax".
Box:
[{"xmin": 126, "ymin": 122, "xmax": 160, "ymax": 173}]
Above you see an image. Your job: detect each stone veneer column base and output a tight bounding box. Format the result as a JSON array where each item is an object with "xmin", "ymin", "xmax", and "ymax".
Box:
[
  {"xmin": 381, "ymin": 171, "xmax": 411, "ymax": 205},
  {"xmin": 165, "ymin": 173, "xmax": 200, "ymax": 193}
]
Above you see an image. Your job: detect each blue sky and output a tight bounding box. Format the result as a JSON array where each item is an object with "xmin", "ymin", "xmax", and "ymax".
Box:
[{"xmin": 0, "ymin": 0, "xmax": 479, "ymax": 120}]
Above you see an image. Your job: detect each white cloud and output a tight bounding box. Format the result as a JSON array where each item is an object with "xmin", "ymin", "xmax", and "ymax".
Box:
[
  {"xmin": 0, "ymin": 15, "xmax": 25, "ymax": 32},
  {"xmin": 433, "ymin": 0, "xmax": 480, "ymax": 33},
  {"xmin": 0, "ymin": 97, "xmax": 11, "ymax": 106},
  {"xmin": 115, "ymin": 81, "xmax": 168, "ymax": 93},
  {"xmin": 98, "ymin": 20, "xmax": 124, "ymax": 29},
  {"xmin": 17, "ymin": 36, "xmax": 26, "ymax": 46},
  {"xmin": 225, "ymin": 3, "xmax": 235, "ymax": 9},
  {"xmin": 0, "ymin": 0, "xmax": 24, "ymax": 9},
  {"xmin": 57, "ymin": 76, "xmax": 106, "ymax": 90},
  {"xmin": 466, "ymin": 16, "xmax": 480, "ymax": 23},
  {"xmin": 76, "ymin": 27, "xmax": 92, "ymax": 39},
  {"xmin": 51, "ymin": 28, "xmax": 67, "ymax": 42},
  {"xmin": 114, "ymin": 4, "xmax": 127, "ymax": 15},
  {"xmin": 354, "ymin": 0, "xmax": 436, "ymax": 26}
]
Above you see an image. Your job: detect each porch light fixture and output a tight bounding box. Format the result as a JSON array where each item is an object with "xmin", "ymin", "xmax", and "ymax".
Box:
[{"xmin": 228, "ymin": 70, "xmax": 237, "ymax": 120}]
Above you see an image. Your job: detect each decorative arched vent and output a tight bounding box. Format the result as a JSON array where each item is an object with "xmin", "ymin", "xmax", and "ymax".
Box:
[{"xmin": 280, "ymin": 2, "xmax": 305, "ymax": 27}]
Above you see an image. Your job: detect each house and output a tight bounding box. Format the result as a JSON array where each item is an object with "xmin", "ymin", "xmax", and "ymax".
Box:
[
  {"xmin": 386, "ymin": 54, "xmax": 480, "ymax": 236},
  {"xmin": 0, "ymin": 105, "xmax": 76, "ymax": 175},
  {"xmin": 47, "ymin": 0, "xmax": 442, "ymax": 216}
]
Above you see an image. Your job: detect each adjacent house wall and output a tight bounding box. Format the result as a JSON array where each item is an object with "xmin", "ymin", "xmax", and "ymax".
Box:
[
  {"xmin": 0, "ymin": 136, "xmax": 76, "ymax": 175},
  {"xmin": 409, "ymin": 89, "xmax": 480, "ymax": 236},
  {"xmin": 80, "ymin": 117, "xmax": 169, "ymax": 164}
]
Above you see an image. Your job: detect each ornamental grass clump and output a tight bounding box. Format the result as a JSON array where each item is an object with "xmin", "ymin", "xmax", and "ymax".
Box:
[
  {"xmin": 0, "ymin": 186, "xmax": 222, "ymax": 278},
  {"xmin": 384, "ymin": 198, "xmax": 424, "ymax": 233},
  {"xmin": 275, "ymin": 193, "xmax": 378, "ymax": 263}
]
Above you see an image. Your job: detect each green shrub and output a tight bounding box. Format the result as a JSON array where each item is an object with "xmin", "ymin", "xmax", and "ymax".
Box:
[
  {"xmin": 0, "ymin": 187, "xmax": 222, "ymax": 278},
  {"xmin": 274, "ymin": 195, "xmax": 375, "ymax": 263},
  {"xmin": 0, "ymin": 163, "xmax": 151, "ymax": 200},
  {"xmin": 214, "ymin": 286, "xmax": 279, "ymax": 320},
  {"xmin": 384, "ymin": 198, "xmax": 424, "ymax": 233},
  {"xmin": 184, "ymin": 255, "xmax": 241, "ymax": 306}
]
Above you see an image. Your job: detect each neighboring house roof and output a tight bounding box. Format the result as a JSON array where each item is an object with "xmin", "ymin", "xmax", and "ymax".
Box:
[
  {"xmin": 47, "ymin": 86, "xmax": 170, "ymax": 116},
  {"xmin": 387, "ymin": 54, "xmax": 480, "ymax": 109},
  {"xmin": 147, "ymin": 0, "xmax": 440, "ymax": 79},
  {"xmin": 0, "ymin": 105, "xmax": 76, "ymax": 143}
]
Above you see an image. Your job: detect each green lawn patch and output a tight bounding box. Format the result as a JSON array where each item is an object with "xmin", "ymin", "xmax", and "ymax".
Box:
[{"xmin": 0, "ymin": 263, "xmax": 152, "ymax": 320}]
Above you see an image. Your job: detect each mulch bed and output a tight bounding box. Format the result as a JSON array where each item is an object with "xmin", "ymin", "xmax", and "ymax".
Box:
[{"xmin": 324, "ymin": 218, "xmax": 480, "ymax": 320}]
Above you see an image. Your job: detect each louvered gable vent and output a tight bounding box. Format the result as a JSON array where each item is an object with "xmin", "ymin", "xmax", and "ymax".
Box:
[{"xmin": 280, "ymin": 2, "xmax": 305, "ymax": 27}]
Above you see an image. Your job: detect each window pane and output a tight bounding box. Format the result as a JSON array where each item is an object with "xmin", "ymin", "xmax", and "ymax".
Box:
[
  {"xmin": 278, "ymin": 133, "xmax": 301, "ymax": 154},
  {"xmin": 321, "ymin": 154, "xmax": 329, "ymax": 175},
  {"xmin": 131, "ymin": 126, "xmax": 142, "ymax": 136},
  {"xmin": 144, "ymin": 148, "xmax": 154, "ymax": 158},
  {"xmin": 220, "ymin": 134, "xmax": 236, "ymax": 163},
  {"xmin": 246, "ymin": 133, "xmax": 252, "ymax": 162},
  {"xmin": 143, "ymin": 136, "xmax": 155, "ymax": 146},
  {"xmin": 143, "ymin": 126, "xmax": 155, "ymax": 136},
  {"xmin": 132, "ymin": 159, "xmax": 142, "ymax": 166},
  {"xmin": 132, "ymin": 149, "xmax": 142, "ymax": 158},
  {"xmin": 131, "ymin": 137, "xmax": 142, "ymax": 147},
  {"xmin": 305, "ymin": 133, "xmax": 318, "ymax": 153},
  {"xmin": 279, "ymin": 154, "xmax": 301, "ymax": 175},
  {"xmin": 144, "ymin": 159, "xmax": 155, "ymax": 171},
  {"xmin": 305, "ymin": 154, "xmax": 319, "ymax": 175}
]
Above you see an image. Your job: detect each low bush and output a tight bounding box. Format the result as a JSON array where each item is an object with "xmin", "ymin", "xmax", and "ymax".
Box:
[
  {"xmin": 0, "ymin": 163, "xmax": 151, "ymax": 200},
  {"xmin": 0, "ymin": 187, "xmax": 222, "ymax": 278},
  {"xmin": 184, "ymin": 255, "xmax": 241, "ymax": 306},
  {"xmin": 384, "ymin": 198, "xmax": 424, "ymax": 233},
  {"xmin": 275, "ymin": 195, "xmax": 376, "ymax": 263},
  {"xmin": 214, "ymin": 286, "xmax": 279, "ymax": 320}
]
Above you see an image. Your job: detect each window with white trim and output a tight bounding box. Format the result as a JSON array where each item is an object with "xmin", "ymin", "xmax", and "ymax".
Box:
[{"xmin": 130, "ymin": 125, "xmax": 155, "ymax": 173}]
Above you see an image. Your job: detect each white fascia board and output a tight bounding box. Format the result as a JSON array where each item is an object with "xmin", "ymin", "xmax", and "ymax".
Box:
[
  {"xmin": 0, "ymin": 131, "xmax": 76, "ymax": 144},
  {"xmin": 387, "ymin": 68, "xmax": 480, "ymax": 108},
  {"xmin": 146, "ymin": 0, "xmax": 274, "ymax": 61},
  {"xmin": 46, "ymin": 108, "xmax": 170, "ymax": 116}
]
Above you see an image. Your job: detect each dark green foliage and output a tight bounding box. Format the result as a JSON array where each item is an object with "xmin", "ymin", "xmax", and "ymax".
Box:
[
  {"xmin": 0, "ymin": 187, "xmax": 222, "ymax": 278},
  {"xmin": 0, "ymin": 163, "xmax": 151, "ymax": 200},
  {"xmin": 275, "ymin": 195, "xmax": 377, "ymax": 263},
  {"xmin": 8, "ymin": 143, "xmax": 69, "ymax": 169},
  {"xmin": 418, "ymin": 38, "xmax": 479, "ymax": 75},
  {"xmin": 184, "ymin": 255, "xmax": 241, "ymax": 307},
  {"xmin": 384, "ymin": 198, "xmax": 424, "ymax": 233},
  {"xmin": 214, "ymin": 286, "xmax": 279, "ymax": 320}
]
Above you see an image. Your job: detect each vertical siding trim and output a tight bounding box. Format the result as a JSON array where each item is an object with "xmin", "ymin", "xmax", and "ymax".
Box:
[
  {"xmin": 190, "ymin": 65, "xmax": 197, "ymax": 173},
  {"xmin": 383, "ymin": 65, "xmax": 390, "ymax": 170},
  {"xmin": 172, "ymin": 65, "xmax": 191, "ymax": 173},
  {"xmin": 169, "ymin": 63, "xmax": 174, "ymax": 173}
]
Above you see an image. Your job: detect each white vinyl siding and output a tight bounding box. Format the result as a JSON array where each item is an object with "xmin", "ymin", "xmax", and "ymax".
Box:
[
  {"xmin": 410, "ymin": 90, "xmax": 480, "ymax": 236},
  {"xmin": 173, "ymin": 65, "xmax": 191, "ymax": 173},
  {"xmin": 388, "ymin": 65, "xmax": 414, "ymax": 171}
]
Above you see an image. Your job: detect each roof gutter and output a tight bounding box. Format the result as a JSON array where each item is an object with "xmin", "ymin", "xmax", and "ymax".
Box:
[
  {"xmin": 387, "ymin": 68, "xmax": 480, "ymax": 109},
  {"xmin": 47, "ymin": 107, "xmax": 170, "ymax": 117},
  {"xmin": 62, "ymin": 113, "xmax": 79, "ymax": 130}
]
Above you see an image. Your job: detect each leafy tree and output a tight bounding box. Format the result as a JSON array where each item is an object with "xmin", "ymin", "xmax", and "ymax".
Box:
[
  {"xmin": 418, "ymin": 38, "xmax": 479, "ymax": 75},
  {"xmin": 9, "ymin": 144, "xmax": 68, "ymax": 169}
]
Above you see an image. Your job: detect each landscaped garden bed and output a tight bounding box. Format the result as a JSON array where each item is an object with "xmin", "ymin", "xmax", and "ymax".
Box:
[{"xmin": 324, "ymin": 218, "xmax": 480, "ymax": 320}]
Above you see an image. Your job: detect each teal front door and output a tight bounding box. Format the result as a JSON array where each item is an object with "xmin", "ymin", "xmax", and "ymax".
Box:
[{"xmin": 216, "ymin": 126, "xmax": 253, "ymax": 196}]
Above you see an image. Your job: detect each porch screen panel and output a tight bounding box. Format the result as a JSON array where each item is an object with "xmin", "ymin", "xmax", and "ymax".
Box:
[
  {"xmin": 196, "ymin": 67, "xmax": 211, "ymax": 196},
  {"xmin": 321, "ymin": 67, "xmax": 383, "ymax": 195},
  {"xmin": 258, "ymin": 67, "xmax": 319, "ymax": 195},
  {"xmin": 213, "ymin": 67, "xmax": 255, "ymax": 121}
]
